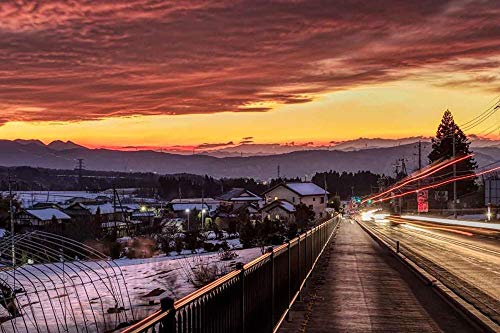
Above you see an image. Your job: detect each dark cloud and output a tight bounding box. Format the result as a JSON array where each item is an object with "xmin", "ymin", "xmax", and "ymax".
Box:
[
  {"xmin": 197, "ymin": 141, "xmax": 234, "ymax": 149},
  {"xmin": 0, "ymin": 0, "xmax": 499, "ymax": 124},
  {"xmin": 239, "ymin": 140, "xmax": 254, "ymax": 144}
]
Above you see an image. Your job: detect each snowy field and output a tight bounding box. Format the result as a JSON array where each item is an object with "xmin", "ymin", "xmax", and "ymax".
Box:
[{"xmin": 0, "ymin": 246, "xmax": 262, "ymax": 332}]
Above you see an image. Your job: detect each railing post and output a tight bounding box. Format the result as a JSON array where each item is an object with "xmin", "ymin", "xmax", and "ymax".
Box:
[
  {"xmin": 286, "ymin": 241, "xmax": 291, "ymax": 322},
  {"xmin": 236, "ymin": 262, "xmax": 245, "ymax": 333},
  {"xmin": 160, "ymin": 297, "xmax": 176, "ymax": 333},
  {"xmin": 304, "ymin": 231, "xmax": 308, "ymax": 273},
  {"xmin": 267, "ymin": 247, "xmax": 275, "ymax": 332},
  {"xmin": 297, "ymin": 235, "xmax": 301, "ymax": 301}
]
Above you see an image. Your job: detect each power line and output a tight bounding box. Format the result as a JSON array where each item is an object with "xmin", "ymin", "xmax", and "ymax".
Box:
[
  {"xmin": 460, "ymin": 94, "xmax": 499, "ymax": 127},
  {"xmin": 461, "ymin": 100, "xmax": 499, "ymax": 131}
]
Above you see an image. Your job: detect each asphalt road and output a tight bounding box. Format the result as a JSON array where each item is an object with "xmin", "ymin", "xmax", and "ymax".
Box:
[
  {"xmin": 279, "ymin": 219, "xmax": 478, "ymax": 333},
  {"xmin": 362, "ymin": 217, "xmax": 500, "ymax": 326}
]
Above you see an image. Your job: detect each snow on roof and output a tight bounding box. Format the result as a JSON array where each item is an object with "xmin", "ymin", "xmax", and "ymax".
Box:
[
  {"xmin": 170, "ymin": 198, "xmax": 219, "ymax": 204},
  {"xmin": 261, "ymin": 200, "xmax": 296, "ymax": 213},
  {"xmin": 83, "ymin": 203, "xmax": 115, "ymax": 215},
  {"xmin": 2, "ymin": 191, "xmax": 114, "ymax": 208},
  {"xmin": 26, "ymin": 208, "xmax": 71, "ymax": 221},
  {"xmin": 278, "ymin": 200, "xmax": 296, "ymax": 212},
  {"xmin": 217, "ymin": 188, "xmax": 262, "ymax": 201},
  {"xmin": 285, "ymin": 182, "xmax": 328, "ymax": 196},
  {"xmin": 171, "ymin": 203, "xmax": 217, "ymax": 212}
]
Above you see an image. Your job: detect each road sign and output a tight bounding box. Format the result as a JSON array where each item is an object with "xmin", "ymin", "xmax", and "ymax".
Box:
[{"xmin": 417, "ymin": 190, "xmax": 428, "ymax": 213}]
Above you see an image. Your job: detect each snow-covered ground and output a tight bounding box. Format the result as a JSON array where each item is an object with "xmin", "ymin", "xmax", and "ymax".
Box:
[
  {"xmin": 118, "ymin": 246, "xmax": 261, "ymax": 320},
  {"xmin": 0, "ymin": 246, "xmax": 262, "ymax": 332}
]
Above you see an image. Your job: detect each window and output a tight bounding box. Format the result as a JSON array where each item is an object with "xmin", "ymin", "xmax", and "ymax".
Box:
[
  {"xmin": 313, "ymin": 197, "xmax": 316, "ymax": 201},
  {"xmin": 292, "ymin": 197, "xmax": 295, "ymax": 203},
  {"xmin": 309, "ymin": 205, "xmax": 313, "ymax": 210},
  {"xmin": 320, "ymin": 197, "xmax": 324, "ymax": 204}
]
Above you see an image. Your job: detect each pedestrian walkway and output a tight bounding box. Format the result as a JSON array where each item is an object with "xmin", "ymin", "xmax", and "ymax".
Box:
[{"xmin": 278, "ymin": 219, "xmax": 478, "ymax": 333}]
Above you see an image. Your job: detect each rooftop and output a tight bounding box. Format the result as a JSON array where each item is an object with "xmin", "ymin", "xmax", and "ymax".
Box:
[{"xmin": 26, "ymin": 208, "xmax": 71, "ymax": 221}]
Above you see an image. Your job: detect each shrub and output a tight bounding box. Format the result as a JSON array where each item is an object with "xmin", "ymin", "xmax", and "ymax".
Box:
[
  {"xmin": 109, "ymin": 241, "xmax": 122, "ymax": 260},
  {"xmin": 218, "ymin": 248, "xmax": 238, "ymax": 261},
  {"xmin": 203, "ymin": 242, "xmax": 215, "ymax": 252},
  {"xmin": 175, "ymin": 238, "xmax": 184, "ymax": 254}
]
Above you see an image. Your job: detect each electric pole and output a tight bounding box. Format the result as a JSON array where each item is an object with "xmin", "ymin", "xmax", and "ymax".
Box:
[
  {"xmin": 75, "ymin": 158, "xmax": 85, "ymax": 190},
  {"xmin": 452, "ymin": 121, "xmax": 457, "ymax": 218},
  {"xmin": 418, "ymin": 140, "xmax": 422, "ymax": 170},
  {"xmin": 8, "ymin": 172, "xmax": 15, "ymax": 267}
]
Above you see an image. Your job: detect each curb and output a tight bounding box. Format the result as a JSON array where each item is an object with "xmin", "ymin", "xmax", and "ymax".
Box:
[{"xmin": 356, "ymin": 219, "xmax": 500, "ymax": 333}]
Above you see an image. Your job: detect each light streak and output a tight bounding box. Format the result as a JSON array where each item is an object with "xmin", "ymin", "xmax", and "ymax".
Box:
[
  {"xmin": 373, "ymin": 166, "xmax": 500, "ymax": 203},
  {"xmin": 362, "ymin": 154, "xmax": 473, "ymax": 203},
  {"xmin": 401, "ymin": 223, "xmax": 473, "ymax": 237}
]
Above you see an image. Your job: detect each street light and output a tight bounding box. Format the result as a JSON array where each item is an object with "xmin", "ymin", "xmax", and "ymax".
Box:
[
  {"xmin": 185, "ymin": 208, "xmax": 190, "ymax": 230},
  {"xmin": 201, "ymin": 208, "xmax": 207, "ymax": 230}
]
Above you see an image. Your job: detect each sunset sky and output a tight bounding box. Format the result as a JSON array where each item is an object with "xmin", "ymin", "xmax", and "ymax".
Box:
[{"xmin": 0, "ymin": 0, "xmax": 499, "ymax": 150}]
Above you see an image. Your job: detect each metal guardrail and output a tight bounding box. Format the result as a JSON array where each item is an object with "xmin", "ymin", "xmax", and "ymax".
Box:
[{"xmin": 122, "ymin": 215, "xmax": 341, "ymax": 333}]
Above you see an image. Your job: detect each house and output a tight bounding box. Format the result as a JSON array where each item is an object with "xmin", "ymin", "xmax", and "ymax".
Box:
[
  {"xmin": 262, "ymin": 182, "xmax": 329, "ymax": 218},
  {"xmin": 217, "ymin": 188, "xmax": 263, "ymax": 208},
  {"xmin": 18, "ymin": 208, "xmax": 71, "ymax": 227},
  {"xmin": 64, "ymin": 202, "xmax": 125, "ymax": 223},
  {"xmin": 260, "ymin": 200, "xmax": 296, "ymax": 222},
  {"xmin": 170, "ymin": 198, "xmax": 221, "ymax": 217}
]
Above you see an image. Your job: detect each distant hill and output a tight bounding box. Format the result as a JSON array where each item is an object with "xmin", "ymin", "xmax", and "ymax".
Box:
[
  {"xmin": 201, "ymin": 136, "xmax": 498, "ymax": 157},
  {"xmin": 46, "ymin": 140, "xmax": 85, "ymax": 151},
  {"xmin": 0, "ymin": 139, "xmax": 498, "ymax": 179}
]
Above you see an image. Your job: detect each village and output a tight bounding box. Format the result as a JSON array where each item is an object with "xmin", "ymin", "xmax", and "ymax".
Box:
[{"xmin": 2, "ymin": 181, "xmax": 338, "ymax": 258}]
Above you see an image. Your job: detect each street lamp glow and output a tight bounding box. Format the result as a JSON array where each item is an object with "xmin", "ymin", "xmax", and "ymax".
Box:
[
  {"xmin": 185, "ymin": 208, "xmax": 190, "ymax": 213},
  {"xmin": 140, "ymin": 205, "xmax": 147, "ymax": 212},
  {"xmin": 201, "ymin": 209, "xmax": 207, "ymax": 214}
]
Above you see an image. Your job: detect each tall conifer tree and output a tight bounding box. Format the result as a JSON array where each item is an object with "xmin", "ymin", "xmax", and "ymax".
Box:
[{"xmin": 428, "ymin": 110, "xmax": 477, "ymax": 197}]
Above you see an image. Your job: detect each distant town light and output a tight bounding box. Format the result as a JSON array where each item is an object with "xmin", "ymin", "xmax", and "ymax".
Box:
[{"xmin": 140, "ymin": 206, "xmax": 147, "ymax": 212}]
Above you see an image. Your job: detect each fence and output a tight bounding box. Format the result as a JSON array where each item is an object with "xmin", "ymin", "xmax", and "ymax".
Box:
[{"xmin": 122, "ymin": 215, "xmax": 341, "ymax": 333}]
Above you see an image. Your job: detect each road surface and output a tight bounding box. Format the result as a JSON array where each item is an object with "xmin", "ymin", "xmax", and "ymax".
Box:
[
  {"xmin": 362, "ymin": 217, "xmax": 500, "ymax": 326},
  {"xmin": 279, "ymin": 218, "xmax": 477, "ymax": 332}
]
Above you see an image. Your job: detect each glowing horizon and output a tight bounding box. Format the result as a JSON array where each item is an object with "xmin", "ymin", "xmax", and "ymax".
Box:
[{"xmin": 0, "ymin": 1, "xmax": 499, "ymax": 148}]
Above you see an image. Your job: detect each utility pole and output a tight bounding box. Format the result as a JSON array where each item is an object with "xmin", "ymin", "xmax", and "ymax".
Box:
[
  {"xmin": 452, "ymin": 121, "xmax": 457, "ymax": 219},
  {"xmin": 75, "ymin": 158, "xmax": 85, "ymax": 190},
  {"xmin": 8, "ymin": 172, "xmax": 15, "ymax": 267},
  {"xmin": 113, "ymin": 186, "xmax": 117, "ymax": 237},
  {"xmin": 201, "ymin": 178, "xmax": 205, "ymax": 230},
  {"xmin": 417, "ymin": 141, "xmax": 422, "ymax": 215},
  {"xmin": 418, "ymin": 140, "xmax": 422, "ymax": 170},
  {"xmin": 324, "ymin": 174, "xmax": 328, "ymax": 211}
]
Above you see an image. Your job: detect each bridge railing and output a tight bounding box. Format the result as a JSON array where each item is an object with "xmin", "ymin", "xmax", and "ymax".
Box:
[{"xmin": 122, "ymin": 215, "xmax": 341, "ymax": 333}]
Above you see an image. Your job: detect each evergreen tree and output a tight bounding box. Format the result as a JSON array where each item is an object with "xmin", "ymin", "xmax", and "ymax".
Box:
[{"xmin": 428, "ymin": 110, "xmax": 477, "ymax": 197}]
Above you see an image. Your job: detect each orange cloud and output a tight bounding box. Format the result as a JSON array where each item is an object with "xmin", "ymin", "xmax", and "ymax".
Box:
[{"xmin": 0, "ymin": 0, "xmax": 498, "ymax": 126}]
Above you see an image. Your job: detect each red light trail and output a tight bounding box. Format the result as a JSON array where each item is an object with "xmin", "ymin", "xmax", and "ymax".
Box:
[
  {"xmin": 373, "ymin": 165, "xmax": 500, "ymax": 203},
  {"xmin": 362, "ymin": 154, "xmax": 474, "ymax": 203}
]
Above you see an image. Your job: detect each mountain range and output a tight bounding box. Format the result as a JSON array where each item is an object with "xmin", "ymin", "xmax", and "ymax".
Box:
[{"xmin": 1, "ymin": 138, "xmax": 498, "ymax": 179}]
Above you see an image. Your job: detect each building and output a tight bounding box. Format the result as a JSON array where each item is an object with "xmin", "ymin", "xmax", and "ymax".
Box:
[
  {"xmin": 485, "ymin": 176, "xmax": 500, "ymax": 206},
  {"xmin": 170, "ymin": 198, "xmax": 221, "ymax": 216},
  {"xmin": 262, "ymin": 182, "xmax": 329, "ymax": 217},
  {"xmin": 260, "ymin": 200, "xmax": 296, "ymax": 222},
  {"xmin": 18, "ymin": 208, "xmax": 71, "ymax": 227},
  {"xmin": 217, "ymin": 188, "xmax": 263, "ymax": 208}
]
